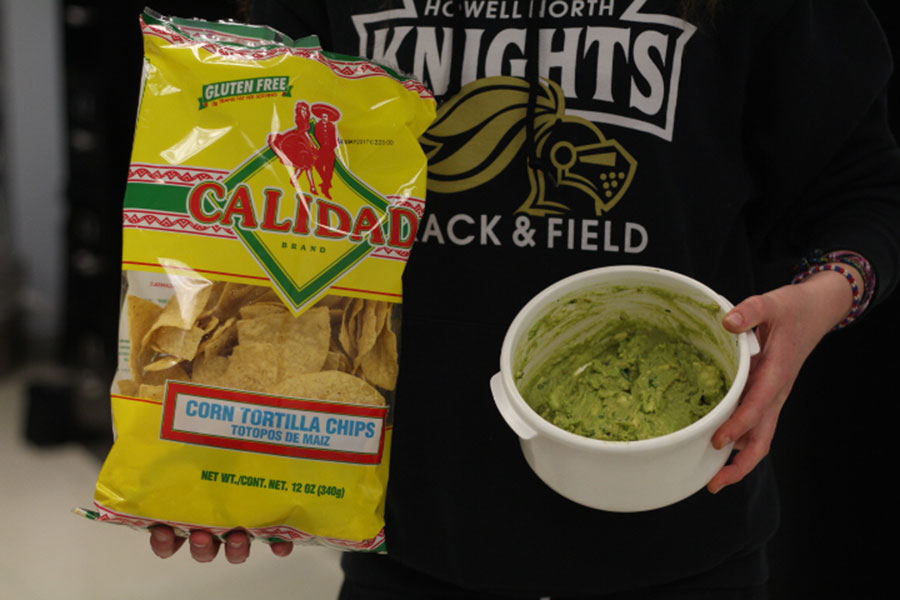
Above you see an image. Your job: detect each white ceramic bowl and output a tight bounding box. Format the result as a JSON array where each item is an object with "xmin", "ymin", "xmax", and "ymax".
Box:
[{"xmin": 490, "ymin": 266, "xmax": 759, "ymax": 512}]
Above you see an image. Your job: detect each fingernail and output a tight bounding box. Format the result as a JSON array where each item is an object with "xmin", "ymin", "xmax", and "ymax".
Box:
[
  {"xmin": 724, "ymin": 312, "xmax": 743, "ymax": 329},
  {"xmin": 228, "ymin": 538, "xmax": 243, "ymax": 548}
]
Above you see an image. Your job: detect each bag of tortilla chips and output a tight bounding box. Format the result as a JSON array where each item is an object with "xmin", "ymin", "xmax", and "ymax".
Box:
[{"xmin": 77, "ymin": 9, "xmax": 435, "ymax": 552}]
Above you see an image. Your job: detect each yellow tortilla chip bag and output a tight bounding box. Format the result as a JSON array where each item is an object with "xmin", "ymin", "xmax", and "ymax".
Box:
[{"xmin": 77, "ymin": 9, "xmax": 435, "ymax": 553}]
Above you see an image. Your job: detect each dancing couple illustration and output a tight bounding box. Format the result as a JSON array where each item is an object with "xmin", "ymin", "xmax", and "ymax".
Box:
[{"xmin": 268, "ymin": 100, "xmax": 341, "ymax": 199}]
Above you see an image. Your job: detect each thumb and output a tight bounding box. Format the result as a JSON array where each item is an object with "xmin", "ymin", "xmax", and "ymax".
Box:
[{"xmin": 723, "ymin": 295, "xmax": 771, "ymax": 334}]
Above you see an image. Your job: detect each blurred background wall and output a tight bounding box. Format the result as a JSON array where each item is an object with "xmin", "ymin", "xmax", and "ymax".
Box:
[{"xmin": 0, "ymin": 0, "xmax": 65, "ymax": 366}]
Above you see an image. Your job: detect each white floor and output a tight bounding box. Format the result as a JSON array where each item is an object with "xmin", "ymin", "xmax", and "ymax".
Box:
[{"xmin": 0, "ymin": 367, "xmax": 344, "ymax": 600}]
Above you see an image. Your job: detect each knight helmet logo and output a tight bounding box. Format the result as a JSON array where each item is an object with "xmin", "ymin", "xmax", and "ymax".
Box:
[{"xmin": 420, "ymin": 76, "xmax": 637, "ymax": 217}]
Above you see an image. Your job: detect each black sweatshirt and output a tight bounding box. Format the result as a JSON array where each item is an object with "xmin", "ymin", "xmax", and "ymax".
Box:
[{"xmin": 249, "ymin": 0, "xmax": 900, "ymax": 595}]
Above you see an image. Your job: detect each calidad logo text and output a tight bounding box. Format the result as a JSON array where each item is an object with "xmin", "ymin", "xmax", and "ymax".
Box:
[{"xmin": 187, "ymin": 180, "xmax": 419, "ymax": 249}]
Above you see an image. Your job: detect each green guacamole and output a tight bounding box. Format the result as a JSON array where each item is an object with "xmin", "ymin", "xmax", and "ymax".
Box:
[{"xmin": 519, "ymin": 316, "xmax": 729, "ymax": 442}]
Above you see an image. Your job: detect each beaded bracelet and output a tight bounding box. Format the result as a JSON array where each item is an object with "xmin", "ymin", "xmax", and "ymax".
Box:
[{"xmin": 792, "ymin": 250, "xmax": 876, "ymax": 329}]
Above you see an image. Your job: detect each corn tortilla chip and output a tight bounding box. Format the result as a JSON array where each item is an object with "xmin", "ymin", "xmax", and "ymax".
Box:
[
  {"xmin": 137, "ymin": 384, "xmax": 165, "ymax": 402},
  {"xmin": 359, "ymin": 323, "xmax": 399, "ymax": 390},
  {"xmin": 198, "ymin": 316, "xmax": 238, "ymax": 358},
  {"xmin": 116, "ymin": 379, "xmax": 140, "ymax": 396},
  {"xmin": 270, "ymin": 370, "xmax": 386, "ymax": 406},
  {"xmin": 223, "ymin": 342, "xmax": 281, "ymax": 392},
  {"xmin": 122, "ymin": 284, "xmax": 396, "ymax": 402},
  {"xmin": 190, "ymin": 354, "xmax": 230, "ymax": 386},
  {"xmin": 141, "ymin": 280, "xmax": 212, "ymax": 348},
  {"xmin": 151, "ymin": 325, "xmax": 206, "ymax": 361},
  {"xmin": 323, "ymin": 350, "xmax": 351, "ymax": 372},
  {"xmin": 126, "ymin": 295, "xmax": 164, "ymax": 384},
  {"xmin": 140, "ymin": 362, "xmax": 190, "ymax": 387},
  {"xmin": 143, "ymin": 355, "xmax": 183, "ymax": 373}
]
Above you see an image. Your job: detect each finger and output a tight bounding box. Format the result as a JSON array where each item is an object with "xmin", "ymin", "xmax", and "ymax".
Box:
[
  {"xmin": 712, "ymin": 343, "xmax": 795, "ymax": 450},
  {"xmin": 149, "ymin": 525, "xmax": 185, "ymax": 559},
  {"xmin": 722, "ymin": 294, "xmax": 774, "ymax": 334},
  {"xmin": 711, "ymin": 370, "xmax": 781, "ymax": 450},
  {"xmin": 271, "ymin": 541, "xmax": 294, "ymax": 557},
  {"xmin": 224, "ymin": 531, "xmax": 251, "ymax": 564},
  {"xmin": 708, "ymin": 408, "xmax": 779, "ymax": 494},
  {"xmin": 189, "ymin": 530, "xmax": 221, "ymax": 563},
  {"xmin": 707, "ymin": 432, "xmax": 772, "ymax": 494}
]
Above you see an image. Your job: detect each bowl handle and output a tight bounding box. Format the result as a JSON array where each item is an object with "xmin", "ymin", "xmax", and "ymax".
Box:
[
  {"xmin": 490, "ymin": 373, "xmax": 538, "ymax": 441},
  {"xmin": 743, "ymin": 330, "xmax": 761, "ymax": 356}
]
